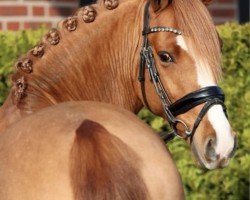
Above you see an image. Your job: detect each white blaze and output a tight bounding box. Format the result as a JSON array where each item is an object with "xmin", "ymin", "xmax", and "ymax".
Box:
[{"xmin": 176, "ymin": 35, "xmax": 234, "ymax": 157}]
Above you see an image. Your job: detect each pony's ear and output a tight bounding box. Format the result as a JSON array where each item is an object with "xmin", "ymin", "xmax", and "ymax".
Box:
[
  {"xmin": 201, "ymin": 0, "xmax": 213, "ymax": 6},
  {"xmin": 149, "ymin": 0, "xmax": 172, "ymax": 13}
]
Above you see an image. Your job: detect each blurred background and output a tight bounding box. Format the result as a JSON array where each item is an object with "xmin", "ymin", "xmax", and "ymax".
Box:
[
  {"xmin": 0, "ymin": 0, "xmax": 249, "ymax": 31},
  {"xmin": 0, "ymin": 0, "xmax": 249, "ymax": 200}
]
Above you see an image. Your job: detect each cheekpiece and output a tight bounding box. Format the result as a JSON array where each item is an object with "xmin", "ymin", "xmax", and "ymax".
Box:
[
  {"xmin": 143, "ymin": 26, "xmax": 182, "ymax": 35},
  {"xmin": 104, "ymin": 0, "xmax": 119, "ymax": 10},
  {"xmin": 15, "ymin": 58, "xmax": 33, "ymax": 73},
  {"xmin": 14, "ymin": 76, "xmax": 27, "ymax": 101},
  {"xmin": 31, "ymin": 44, "xmax": 45, "ymax": 57},
  {"xmin": 46, "ymin": 29, "xmax": 60, "ymax": 45},
  {"xmin": 64, "ymin": 17, "xmax": 78, "ymax": 32},
  {"xmin": 81, "ymin": 6, "xmax": 97, "ymax": 23}
]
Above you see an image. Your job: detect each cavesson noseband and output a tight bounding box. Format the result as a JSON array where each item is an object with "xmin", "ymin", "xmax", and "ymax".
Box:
[{"xmin": 139, "ymin": 2, "xmax": 227, "ymax": 142}]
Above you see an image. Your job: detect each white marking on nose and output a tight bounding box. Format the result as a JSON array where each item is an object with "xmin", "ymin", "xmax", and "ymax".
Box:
[
  {"xmin": 176, "ymin": 35, "xmax": 234, "ymax": 157},
  {"xmin": 207, "ymin": 105, "xmax": 234, "ymax": 157}
]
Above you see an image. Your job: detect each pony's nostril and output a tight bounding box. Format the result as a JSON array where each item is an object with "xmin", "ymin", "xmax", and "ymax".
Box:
[{"xmin": 205, "ymin": 139, "xmax": 219, "ymax": 161}]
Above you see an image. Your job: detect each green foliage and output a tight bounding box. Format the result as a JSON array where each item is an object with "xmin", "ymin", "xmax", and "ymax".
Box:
[
  {"xmin": 0, "ymin": 28, "xmax": 47, "ymax": 104},
  {"xmin": 0, "ymin": 23, "xmax": 249, "ymax": 199}
]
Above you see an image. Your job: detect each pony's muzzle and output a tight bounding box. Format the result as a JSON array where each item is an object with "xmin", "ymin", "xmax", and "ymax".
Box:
[{"xmin": 204, "ymin": 136, "xmax": 237, "ymax": 168}]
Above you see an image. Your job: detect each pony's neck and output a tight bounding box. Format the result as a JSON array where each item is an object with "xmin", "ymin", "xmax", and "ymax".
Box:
[{"xmin": 13, "ymin": 0, "xmax": 145, "ymax": 114}]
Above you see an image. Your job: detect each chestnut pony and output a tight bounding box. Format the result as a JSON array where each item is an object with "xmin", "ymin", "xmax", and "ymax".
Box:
[
  {"xmin": 0, "ymin": 101, "xmax": 184, "ymax": 200},
  {"xmin": 0, "ymin": 0, "xmax": 236, "ymax": 169}
]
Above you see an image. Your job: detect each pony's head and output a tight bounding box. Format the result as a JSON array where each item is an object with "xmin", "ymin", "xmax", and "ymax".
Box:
[{"xmin": 137, "ymin": 0, "xmax": 236, "ymax": 169}]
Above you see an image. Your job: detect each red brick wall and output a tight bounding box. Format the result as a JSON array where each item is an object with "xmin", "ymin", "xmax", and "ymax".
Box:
[
  {"xmin": 0, "ymin": 0, "xmax": 78, "ymax": 31},
  {"xmin": 208, "ymin": 0, "xmax": 238, "ymax": 24},
  {"xmin": 0, "ymin": 0, "xmax": 238, "ymax": 31}
]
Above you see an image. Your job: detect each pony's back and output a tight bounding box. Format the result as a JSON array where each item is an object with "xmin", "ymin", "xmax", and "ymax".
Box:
[{"xmin": 0, "ymin": 101, "xmax": 184, "ymax": 199}]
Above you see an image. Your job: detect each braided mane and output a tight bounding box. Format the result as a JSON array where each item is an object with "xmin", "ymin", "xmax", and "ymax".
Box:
[{"xmin": 11, "ymin": 0, "xmax": 144, "ymax": 113}]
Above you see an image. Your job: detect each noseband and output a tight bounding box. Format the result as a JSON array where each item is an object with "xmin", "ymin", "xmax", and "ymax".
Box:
[{"xmin": 139, "ymin": 3, "xmax": 227, "ymax": 142}]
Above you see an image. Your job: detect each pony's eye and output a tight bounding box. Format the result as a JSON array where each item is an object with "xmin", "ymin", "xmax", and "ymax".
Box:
[{"xmin": 158, "ymin": 51, "xmax": 175, "ymax": 63}]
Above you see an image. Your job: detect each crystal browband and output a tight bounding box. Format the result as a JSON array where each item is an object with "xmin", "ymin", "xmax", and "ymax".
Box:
[{"xmin": 142, "ymin": 26, "xmax": 182, "ymax": 35}]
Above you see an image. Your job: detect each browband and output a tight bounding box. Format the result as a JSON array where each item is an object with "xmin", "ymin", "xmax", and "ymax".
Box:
[{"xmin": 142, "ymin": 27, "xmax": 182, "ymax": 35}]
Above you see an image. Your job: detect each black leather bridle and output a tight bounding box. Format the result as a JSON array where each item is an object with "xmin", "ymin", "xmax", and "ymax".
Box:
[{"xmin": 139, "ymin": 2, "xmax": 227, "ymax": 142}]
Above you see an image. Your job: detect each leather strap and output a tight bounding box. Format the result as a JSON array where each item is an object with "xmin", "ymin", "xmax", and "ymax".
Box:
[
  {"xmin": 169, "ymin": 86, "xmax": 225, "ymax": 116},
  {"xmin": 138, "ymin": 2, "xmax": 151, "ymax": 109}
]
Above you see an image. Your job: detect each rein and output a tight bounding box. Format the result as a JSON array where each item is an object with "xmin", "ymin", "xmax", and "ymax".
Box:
[{"xmin": 139, "ymin": 2, "xmax": 227, "ymax": 143}]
